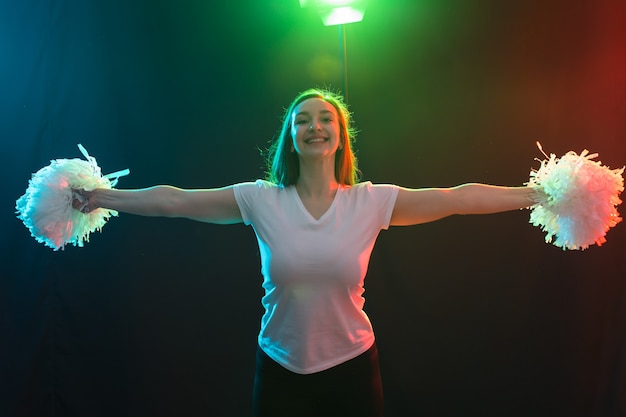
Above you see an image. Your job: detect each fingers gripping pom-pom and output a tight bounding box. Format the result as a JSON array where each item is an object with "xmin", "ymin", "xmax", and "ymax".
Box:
[
  {"xmin": 527, "ymin": 145, "xmax": 624, "ymax": 250},
  {"xmin": 15, "ymin": 144, "xmax": 130, "ymax": 250}
]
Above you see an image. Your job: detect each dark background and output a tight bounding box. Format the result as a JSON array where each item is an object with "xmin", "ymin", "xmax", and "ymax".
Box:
[{"xmin": 2, "ymin": 1, "xmax": 625, "ymax": 416}]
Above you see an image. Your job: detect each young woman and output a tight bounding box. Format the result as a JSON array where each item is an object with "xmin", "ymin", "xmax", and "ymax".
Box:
[{"xmin": 74, "ymin": 88, "xmax": 537, "ymax": 416}]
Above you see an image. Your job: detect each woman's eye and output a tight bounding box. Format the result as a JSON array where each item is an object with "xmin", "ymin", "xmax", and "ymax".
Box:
[{"xmin": 295, "ymin": 120, "xmax": 308, "ymax": 125}]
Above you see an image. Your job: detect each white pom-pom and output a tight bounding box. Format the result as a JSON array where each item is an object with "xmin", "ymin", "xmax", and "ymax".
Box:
[
  {"xmin": 527, "ymin": 143, "xmax": 624, "ymax": 250},
  {"xmin": 16, "ymin": 144, "xmax": 130, "ymax": 250}
]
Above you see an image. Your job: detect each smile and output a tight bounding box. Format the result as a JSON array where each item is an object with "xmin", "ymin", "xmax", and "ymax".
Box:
[{"xmin": 304, "ymin": 137, "xmax": 328, "ymax": 143}]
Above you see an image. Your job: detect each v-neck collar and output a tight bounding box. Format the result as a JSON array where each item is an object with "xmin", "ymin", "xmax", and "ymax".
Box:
[{"xmin": 291, "ymin": 185, "xmax": 342, "ymax": 222}]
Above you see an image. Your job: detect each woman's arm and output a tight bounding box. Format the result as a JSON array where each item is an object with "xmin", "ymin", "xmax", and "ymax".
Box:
[
  {"xmin": 77, "ymin": 185, "xmax": 242, "ymax": 224},
  {"xmin": 390, "ymin": 183, "xmax": 536, "ymax": 226}
]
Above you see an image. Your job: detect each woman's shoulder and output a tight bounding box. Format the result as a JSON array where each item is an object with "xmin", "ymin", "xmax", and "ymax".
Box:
[
  {"xmin": 341, "ymin": 181, "xmax": 399, "ymax": 203},
  {"xmin": 234, "ymin": 180, "xmax": 288, "ymax": 199},
  {"xmin": 344, "ymin": 181, "xmax": 398, "ymax": 192},
  {"xmin": 235, "ymin": 179, "xmax": 282, "ymax": 189}
]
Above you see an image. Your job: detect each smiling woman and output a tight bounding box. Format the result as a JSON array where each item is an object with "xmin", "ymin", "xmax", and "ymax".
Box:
[{"xmin": 16, "ymin": 86, "xmax": 622, "ymax": 417}]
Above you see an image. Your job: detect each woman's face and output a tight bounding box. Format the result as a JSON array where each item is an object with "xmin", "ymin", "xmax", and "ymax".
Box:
[{"xmin": 290, "ymin": 98, "xmax": 341, "ymax": 159}]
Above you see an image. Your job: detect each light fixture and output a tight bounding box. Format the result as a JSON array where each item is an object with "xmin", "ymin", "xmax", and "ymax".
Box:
[
  {"xmin": 299, "ymin": 0, "xmax": 367, "ymax": 104},
  {"xmin": 299, "ymin": 0, "xmax": 367, "ymax": 26}
]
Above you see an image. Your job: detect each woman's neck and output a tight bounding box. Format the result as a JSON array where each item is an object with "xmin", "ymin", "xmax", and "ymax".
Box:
[{"xmin": 295, "ymin": 159, "xmax": 338, "ymax": 197}]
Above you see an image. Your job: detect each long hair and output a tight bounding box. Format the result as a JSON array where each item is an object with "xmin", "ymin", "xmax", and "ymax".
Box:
[{"xmin": 265, "ymin": 88, "xmax": 360, "ymax": 186}]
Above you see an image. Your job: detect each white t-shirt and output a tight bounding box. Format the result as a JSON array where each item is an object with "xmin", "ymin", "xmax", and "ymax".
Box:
[{"xmin": 233, "ymin": 180, "xmax": 399, "ymax": 374}]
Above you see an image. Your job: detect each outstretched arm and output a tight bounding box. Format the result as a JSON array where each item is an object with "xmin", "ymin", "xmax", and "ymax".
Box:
[
  {"xmin": 390, "ymin": 183, "xmax": 536, "ymax": 226},
  {"xmin": 76, "ymin": 185, "xmax": 242, "ymax": 224}
]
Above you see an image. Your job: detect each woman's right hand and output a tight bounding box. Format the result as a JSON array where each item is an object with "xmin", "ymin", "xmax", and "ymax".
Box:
[{"xmin": 72, "ymin": 189, "xmax": 97, "ymax": 213}]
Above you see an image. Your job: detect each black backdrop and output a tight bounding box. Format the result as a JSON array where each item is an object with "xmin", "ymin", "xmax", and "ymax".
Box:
[{"xmin": 2, "ymin": 1, "xmax": 626, "ymax": 416}]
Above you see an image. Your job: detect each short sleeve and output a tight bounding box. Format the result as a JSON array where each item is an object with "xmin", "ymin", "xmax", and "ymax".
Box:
[
  {"xmin": 233, "ymin": 180, "xmax": 275, "ymax": 226},
  {"xmin": 367, "ymin": 183, "xmax": 399, "ymax": 230}
]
